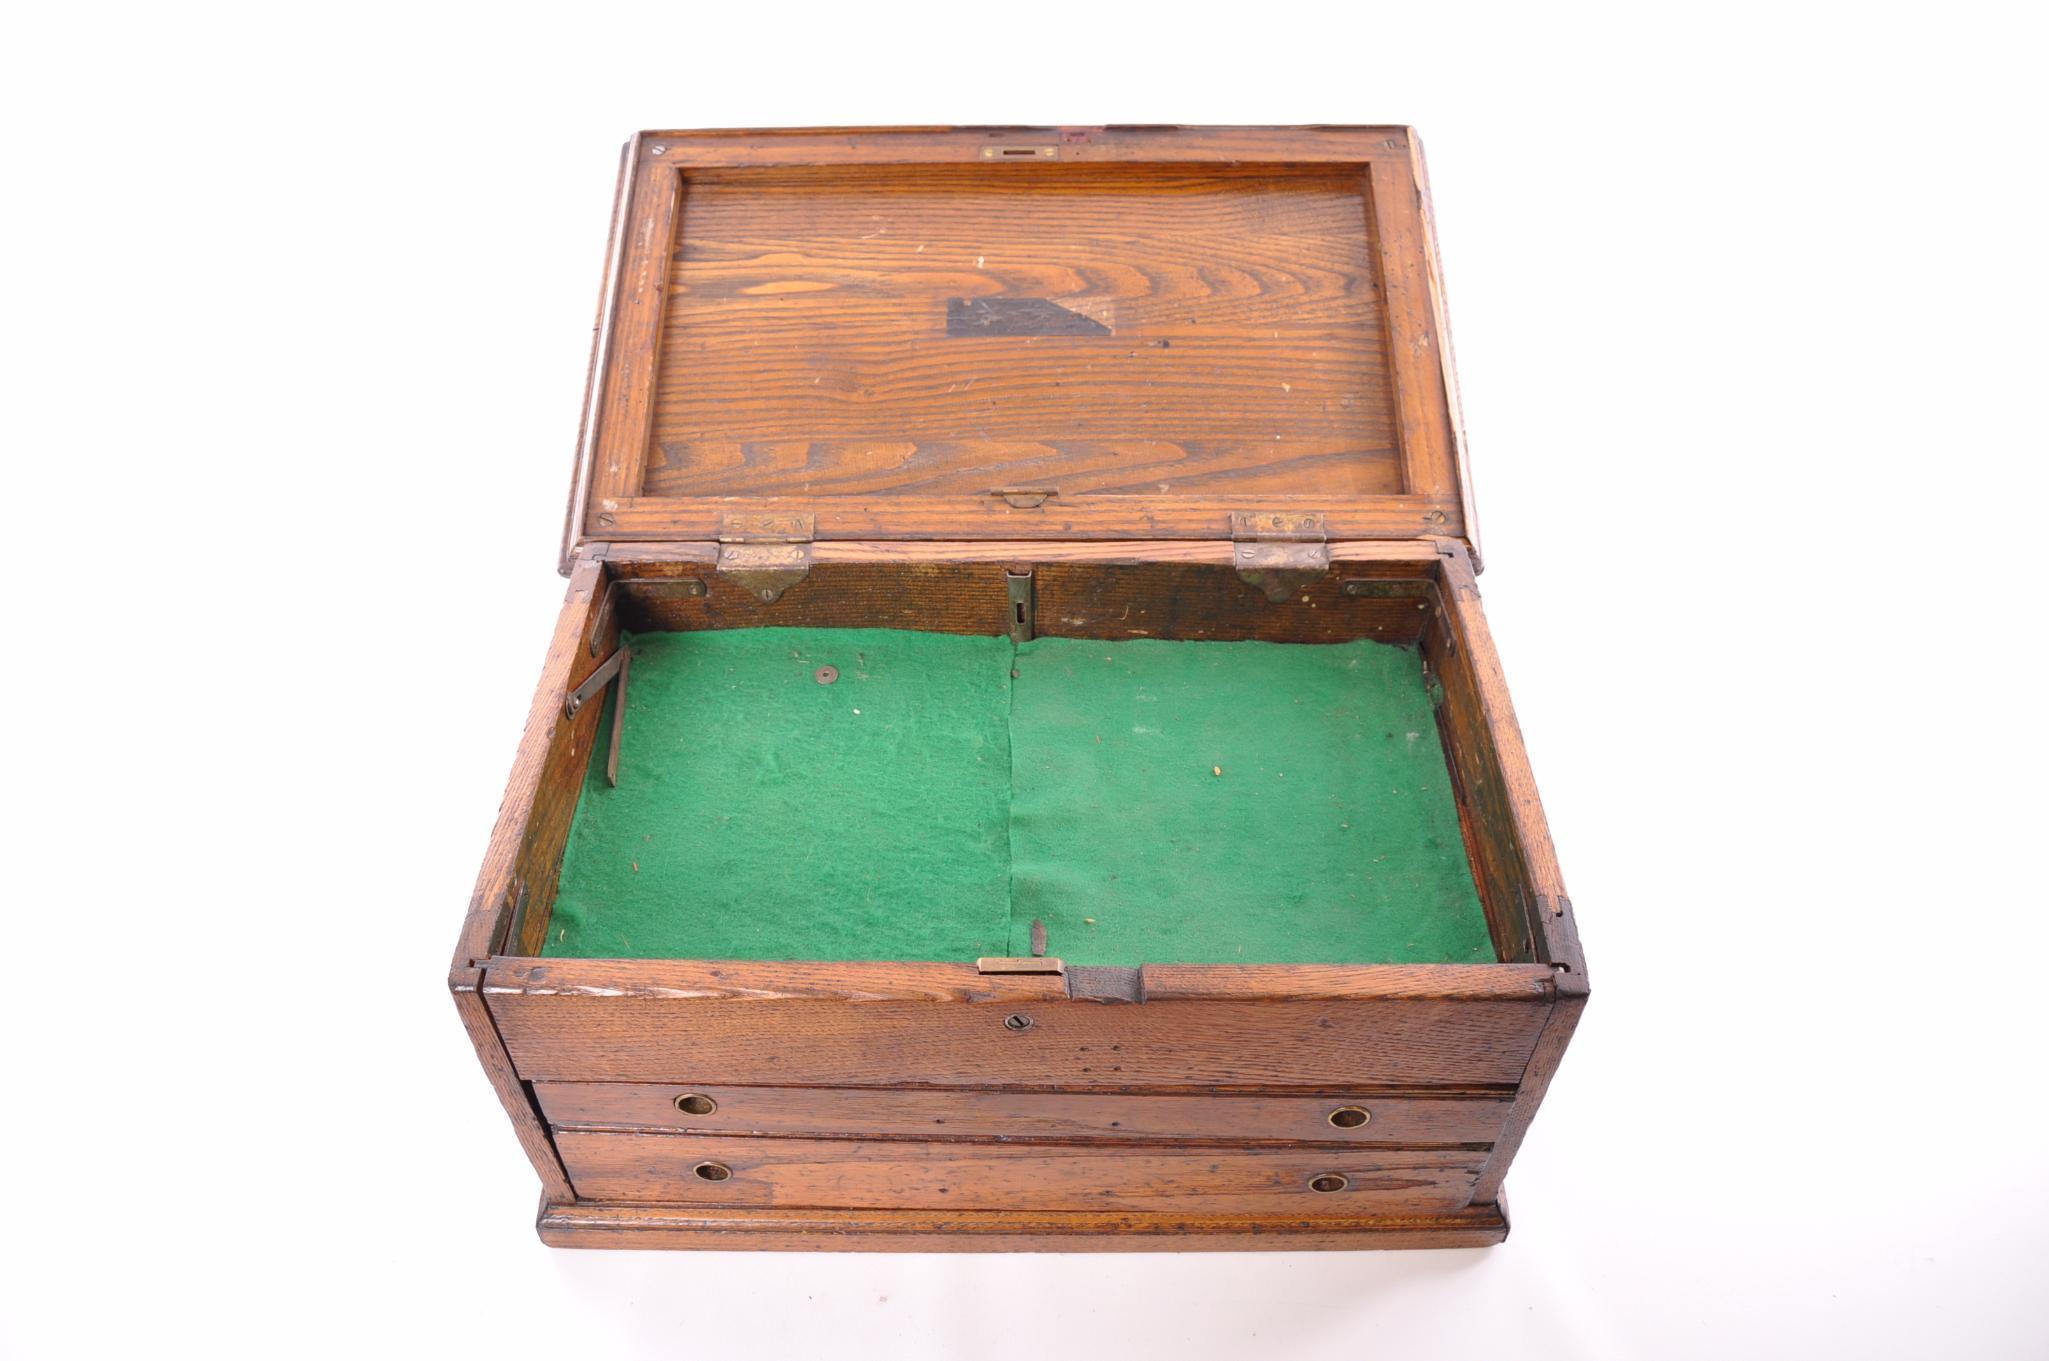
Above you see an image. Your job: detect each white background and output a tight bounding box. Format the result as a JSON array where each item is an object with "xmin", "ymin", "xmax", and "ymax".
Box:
[{"xmin": 4, "ymin": 4, "xmax": 2043, "ymax": 1357}]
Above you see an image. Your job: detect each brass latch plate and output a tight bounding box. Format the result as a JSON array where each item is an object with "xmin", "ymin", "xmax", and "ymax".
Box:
[{"xmin": 1006, "ymin": 569, "xmax": 1035, "ymax": 643}]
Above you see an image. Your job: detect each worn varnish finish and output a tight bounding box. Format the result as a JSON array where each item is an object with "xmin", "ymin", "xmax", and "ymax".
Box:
[
  {"xmin": 591, "ymin": 559, "xmax": 1435, "ymax": 645},
  {"xmin": 536, "ymin": 1082, "xmax": 1515, "ymax": 1144},
  {"xmin": 535, "ymin": 1201, "xmax": 1513, "ymax": 1252},
  {"xmin": 647, "ymin": 164, "xmax": 1399, "ymax": 500},
  {"xmin": 556, "ymin": 1132, "xmax": 1486, "ymax": 1213},
  {"xmin": 578, "ymin": 126, "xmax": 1468, "ymax": 551},
  {"xmin": 462, "ymin": 126, "xmax": 1585, "ymax": 1251},
  {"xmin": 587, "ymin": 493, "xmax": 1461, "ymax": 544},
  {"xmin": 485, "ymin": 972, "xmax": 1553, "ymax": 1089}
]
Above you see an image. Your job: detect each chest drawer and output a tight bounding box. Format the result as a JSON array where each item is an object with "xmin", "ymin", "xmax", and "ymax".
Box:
[
  {"xmin": 536, "ymin": 1081, "xmax": 1512, "ymax": 1145},
  {"xmin": 554, "ymin": 1131, "xmax": 1486, "ymax": 1213}
]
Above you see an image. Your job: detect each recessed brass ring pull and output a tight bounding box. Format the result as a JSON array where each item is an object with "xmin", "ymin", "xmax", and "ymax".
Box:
[
  {"xmin": 674, "ymin": 1093, "xmax": 717, "ymax": 1116},
  {"xmin": 1327, "ymin": 1105, "xmax": 1371, "ymax": 1129},
  {"xmin": 989, "ymin": 487, "xmax": 1058, "ymax": 509},
  {"xmin": 693, "ymin": 1161, "xmax": 732, "ymax": 1182},
  {"xmin": 1309, "ymin": 1173, "xmax": 1349, "ymax": 1194}
]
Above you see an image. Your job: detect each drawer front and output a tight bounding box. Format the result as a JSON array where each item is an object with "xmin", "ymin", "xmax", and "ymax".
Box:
[
  {"xmin": 554, "ymin": 1131, "xmax": 1485, "ymax": 1213},
  {"xmin": 536, "ymin": 1082, "xmax": 1512, "ymax": 1145},
  {"xmin": 490, "ymin": 991, "xmax": 1550, "ymax": 1089}
]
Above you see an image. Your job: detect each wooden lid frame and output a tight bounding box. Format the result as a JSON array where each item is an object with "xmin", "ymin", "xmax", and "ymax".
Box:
[{"xmin": 561, "ymin": 126, "xmax": 1478, "ymax": 571}]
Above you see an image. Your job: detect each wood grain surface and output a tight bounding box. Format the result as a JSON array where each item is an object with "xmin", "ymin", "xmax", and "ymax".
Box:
[
  {"xmin": 484, "ymin": 971, "xmax": 1551, "ymax": 1089},
  {"xmin": 567, "ymin": 126, "xmax": 1476, "ymax": 556},
  {"xmin": 646, "ymin": 163, "xmax": 1398, "ymax": 502},
  {"xmin": 554, "ymin": 1131, "xmax": 1485, "ymax": 1213},
  {"xmin": 449, "ymin": 559, "xmax": 603, "ymax": 970},
  {"xmin": 589, "ymin": 493, "xmax": 1461, "ymax": 542},
  {"xmin": 626, "ymin": 126, "xmax": 1419, "ymax": 169},
  {"xmin": 1434, "ymin": 547, "xmax": 1589, "ymax": 1199},
  {"xmin": 589, "ymin": 560, "xmax": 1435, "ymax": 645},
  {"xmin": 446, "ymin": 563, "xmax": 608, "ymax": 1201},
  {"xmin": 488, "ymin": 957, "xmax": 1556, "ymax": 1002},
  {"xmin": 533, "ymin": 1198, "xmax": 1511, "ymax": 1251},
  {"xmin": 535, "ymin": 1081, "xmax": 1513, "ymax": 1145}
]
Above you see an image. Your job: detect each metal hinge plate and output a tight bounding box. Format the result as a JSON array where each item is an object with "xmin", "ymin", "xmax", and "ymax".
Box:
[
  {"xmin": 717, "ymin": 514, "xmax": 814, "ymax": 603},
  {"xmin": 1231, "ymin": 511, "xmax": 1330, "ymax": 602}
]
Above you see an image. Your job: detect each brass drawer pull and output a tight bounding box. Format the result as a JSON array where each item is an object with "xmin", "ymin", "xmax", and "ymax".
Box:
[
  {"xmin": 1308, "ymin": 1173, "xmax": 1349, "ymax": 1194},
  {"xmin": 674, "ymin": 1092, "xmax": 717, "ymax": 1116},
  {"xmin": 1327, "ymin": 1105, "xmax": 1371, "ymax": 1129},
  {"xmin": 693, "ymin": 1161, "xmax": 732, "ymax": 1182},
  {"xmin": 989, "ymin": 487, "xmax": 1057, "ymax": 509}
]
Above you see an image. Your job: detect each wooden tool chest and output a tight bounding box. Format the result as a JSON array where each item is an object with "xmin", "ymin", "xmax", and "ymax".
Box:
[{"xmin": 451, "ymin": 125, "xmax": 1586, "ymax": 1250}]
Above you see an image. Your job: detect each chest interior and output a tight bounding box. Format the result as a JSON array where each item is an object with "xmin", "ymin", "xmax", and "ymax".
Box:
[{"xmin": 511, "ymin": 553, "xmax": 1525, "ymax": 968}]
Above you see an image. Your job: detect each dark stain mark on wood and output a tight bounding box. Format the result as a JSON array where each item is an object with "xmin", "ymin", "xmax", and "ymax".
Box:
[{"xmin": 947, "ymin": 297, "xmax": 1111, "ymax": 337}]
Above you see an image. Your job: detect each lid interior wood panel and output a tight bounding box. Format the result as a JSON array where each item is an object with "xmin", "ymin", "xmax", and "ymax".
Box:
[{"xmin": 572, "ymin": 127, "xmax": 1470, "ymax": 548}]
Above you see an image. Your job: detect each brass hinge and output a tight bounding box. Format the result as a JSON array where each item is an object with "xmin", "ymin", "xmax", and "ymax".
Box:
[
  {"xmin": 717, "ymin": 513, "xmax": 814, "ymax": 604},
  {"xmin": 1231, "ymin": 511, "xmax": 1330, "ymax": 602},
  {"xmin": 590, "ymin": 577, "xmax": 707, "ymax": 655}
]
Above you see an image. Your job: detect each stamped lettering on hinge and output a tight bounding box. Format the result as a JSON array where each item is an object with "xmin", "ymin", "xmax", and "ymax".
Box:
[{"xmin": 947, "ymin": 297, "xmax": 1111, "ymax": 337}]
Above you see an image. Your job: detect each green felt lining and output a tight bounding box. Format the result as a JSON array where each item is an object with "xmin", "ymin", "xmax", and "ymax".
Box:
[{"xmin": 543, "ymin": 628, "xmax": 1492, "ymax": 966}]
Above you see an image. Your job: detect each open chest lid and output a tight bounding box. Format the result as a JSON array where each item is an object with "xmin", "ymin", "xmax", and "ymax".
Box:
[{"xmin": 563, "ymin": 126, "xmax": 1479, "ymax": 573}]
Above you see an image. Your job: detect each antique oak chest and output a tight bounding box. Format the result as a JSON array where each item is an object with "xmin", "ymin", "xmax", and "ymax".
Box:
[{"xmin": 451, "ymin": 125, "xmax": 1586, "ymax": 1250}]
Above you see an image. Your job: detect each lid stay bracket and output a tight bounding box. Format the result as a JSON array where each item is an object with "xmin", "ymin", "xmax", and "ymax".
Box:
[{"xmin": 564, "ymin": 647, "xmax": 633, "ymax": 787}]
